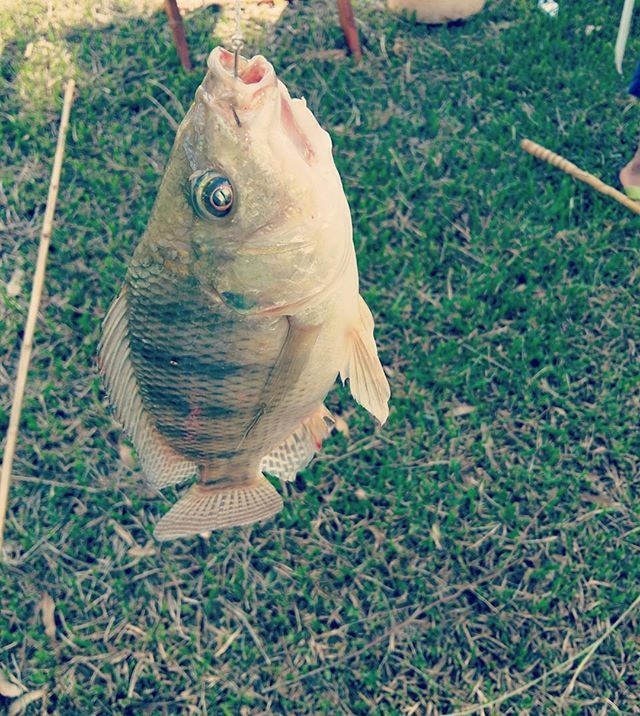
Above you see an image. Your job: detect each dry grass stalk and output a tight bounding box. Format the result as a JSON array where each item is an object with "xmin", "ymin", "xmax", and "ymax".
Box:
[
  {"xmin": 450, "ymin": 592, "xmax": 640, "ymax": 714},
  {"xmin": 0, "ymin": 79, "xmax": 76, "ymax": 556}
]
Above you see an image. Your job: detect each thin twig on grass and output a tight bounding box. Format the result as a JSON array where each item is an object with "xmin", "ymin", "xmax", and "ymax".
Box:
[
  {"xmin": 163, "ymin": 0, "xmax": 192, "ymax": 71},
  {"xmin": 336, "ymin": 0, "xmax": 362, "ymax": 62},
  {"xmin": 264, "ymin": 606, "xmax": 424, "ymax": 694},
  {"xmin": 11, "ymin": 474, "xmax": 108, "ymax": 493},
  {"xmin": 0, "ymin": 79, "xmax": 76, "ymax": 556},
  {"xmin": 450, "ymin": 592, "xmax": 640, "ymax": 715}
]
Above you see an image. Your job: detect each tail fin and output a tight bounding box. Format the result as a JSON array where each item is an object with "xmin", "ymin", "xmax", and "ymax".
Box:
[{"xmin": 154, "ymin": 476, "xmax": 283, "ymax": 541}]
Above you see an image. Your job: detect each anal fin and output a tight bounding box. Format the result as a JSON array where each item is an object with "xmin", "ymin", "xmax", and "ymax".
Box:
[
  {"xmin": 154, "ymin": 475, "xmax": 283, "ymax": 541},
  {"xmin": 340, "ymin": 296, "xmax": 390, "ymax": 424},
  {"xmin": 260, "ymin": 405, "xmax": 334, "ymax": 482}
]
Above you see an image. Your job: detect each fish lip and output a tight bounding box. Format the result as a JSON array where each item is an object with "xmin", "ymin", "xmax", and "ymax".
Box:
[
  {"xmin": 205, "ymin": 47, "xmax": 277, "ymax": 110},
  {"xmin": 200, "ymin": 47, "xmax": 318, "ymax": 167}
]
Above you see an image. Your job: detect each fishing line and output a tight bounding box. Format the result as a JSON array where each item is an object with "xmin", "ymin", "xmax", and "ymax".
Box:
[{"xmin": 231, "ymin": 0, "xmax": 244, "ymax": 78}]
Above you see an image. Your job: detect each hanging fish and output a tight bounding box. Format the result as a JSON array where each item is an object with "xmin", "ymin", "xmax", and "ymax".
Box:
[{"xmin": 99, "ymin": 47, "xmax": 390, "ymax": 541}]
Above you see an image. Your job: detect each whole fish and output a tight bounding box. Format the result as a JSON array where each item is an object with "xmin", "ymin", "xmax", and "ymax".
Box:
[{"xmin": 99, "ymin": 47, "xmax": 390, "ymax": 541}]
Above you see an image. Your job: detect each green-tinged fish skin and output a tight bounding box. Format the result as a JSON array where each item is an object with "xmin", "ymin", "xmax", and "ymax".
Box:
[
  {"xmin": 99, "ymin": 47, "xmax": 390, "ymax": 540},
  {"xmin": 126, "ymin": 253, "xmax": 291, "ymax": 462}
]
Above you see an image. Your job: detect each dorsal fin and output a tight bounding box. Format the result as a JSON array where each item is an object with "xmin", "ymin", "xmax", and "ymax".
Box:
[{"xmin": 99, "ymin": 290, "xmax": 197, "ymax": 488}]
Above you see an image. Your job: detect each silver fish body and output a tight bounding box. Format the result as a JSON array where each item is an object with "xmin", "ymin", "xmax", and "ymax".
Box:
[
  {"xmin": 126, "ymin": 246, "xmax": 343, "ymax": 468},
  {"xmin": 100, "ymin": 47, "xmax": 389, "ymax": 540}
]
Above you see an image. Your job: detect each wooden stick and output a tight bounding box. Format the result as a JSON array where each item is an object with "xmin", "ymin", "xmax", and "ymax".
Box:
[
  {"xmin": 164, "ymin": 0, "xmax": 192, "ymax": 72},
  {"xmin": 337, "ymin": 0, "xmax": 362, "ymax": 62},
  {"xmin": 521, "ymin": 138, "xmax": 640, "ymax": 216},
  {"xmin": 0, "ymin": 79, "xmax": 76, "ymax": 556}
]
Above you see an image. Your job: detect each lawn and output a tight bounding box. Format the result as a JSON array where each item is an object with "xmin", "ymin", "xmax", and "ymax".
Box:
[{"xmin": 0, "ymin": 0, "xmax": 639, "ymax": 713}]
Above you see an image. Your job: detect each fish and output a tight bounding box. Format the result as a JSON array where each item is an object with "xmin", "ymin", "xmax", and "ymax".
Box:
[{"xmin": 99, "ymin": 47, "xmax": 390, "ymax": 541}]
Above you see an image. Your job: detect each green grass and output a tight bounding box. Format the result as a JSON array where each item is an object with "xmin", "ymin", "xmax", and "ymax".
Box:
[{"xmin": 1, "ymin": 0, "xmax": 639, "ymax": 713}]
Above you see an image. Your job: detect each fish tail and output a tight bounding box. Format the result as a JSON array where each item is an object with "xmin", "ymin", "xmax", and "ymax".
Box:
[{"xmin": 154, "ymin": 476, "xmax": 283, "ymax": 541}]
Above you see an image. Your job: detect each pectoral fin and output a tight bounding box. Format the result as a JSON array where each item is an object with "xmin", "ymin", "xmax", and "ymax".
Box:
[
  {"xmin": 241, "ymin": 318, "xmax": 322, "ymax": 442},
  {"xmin": 340, "ymin": 296, "xmax": 390, "ymax": 425}
]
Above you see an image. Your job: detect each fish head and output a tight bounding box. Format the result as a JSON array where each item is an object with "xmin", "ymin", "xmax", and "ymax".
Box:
[
  {"xmin": 141, "ymin": 47, "xmax": 353, "ymax": 312},
  {"xmin": 171, "ymin": 47, "xmax": 349, "ymax": 255}
]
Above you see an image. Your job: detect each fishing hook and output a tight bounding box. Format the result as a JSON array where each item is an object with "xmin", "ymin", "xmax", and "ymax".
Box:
[{"xmin": 231, "ymin": 0, "xmax": 244, "ymax": 79}]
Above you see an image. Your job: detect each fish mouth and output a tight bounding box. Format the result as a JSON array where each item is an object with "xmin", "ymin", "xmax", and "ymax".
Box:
[
  {"xmin": 199, "ymin": 47, "xmax": 317, "ymax": 167},
  {"xmin": 206, "ymin": 47, "xmax": 277, "ymax": 111}
]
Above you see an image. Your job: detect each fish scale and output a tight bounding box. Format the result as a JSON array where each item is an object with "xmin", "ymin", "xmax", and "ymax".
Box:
[{"xmin": 127, "ymin": 255, "xmax": 290, "ymax": 462}]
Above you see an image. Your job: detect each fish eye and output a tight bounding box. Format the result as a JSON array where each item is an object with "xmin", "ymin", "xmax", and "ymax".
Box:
[{"xmin": 190, "ymin": 170, "xmax": 234, "ymax": 219}]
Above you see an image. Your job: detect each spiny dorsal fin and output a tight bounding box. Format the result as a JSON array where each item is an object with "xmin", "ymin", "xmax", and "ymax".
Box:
[
  {"xmin": 99, "ymin": 290, "xmax": 197, "ymax": 489},
  {"xmin": 340, "ymin": 295, "xmax": 390, "ymax": 425}
]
